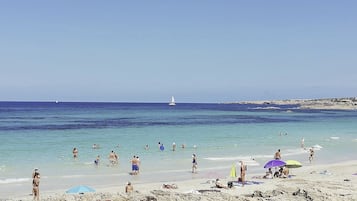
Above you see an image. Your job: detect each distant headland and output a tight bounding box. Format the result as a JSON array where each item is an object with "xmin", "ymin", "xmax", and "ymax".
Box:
[{"xmin": 228, "ymin": 97, "xmax": 357, "ymax": 110}]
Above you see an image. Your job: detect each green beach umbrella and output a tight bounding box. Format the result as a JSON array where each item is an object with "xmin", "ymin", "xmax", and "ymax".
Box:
[
  {"xmin": 285, "ymin": 160, "xmax": 302, "ymax": 168},
  {"xmin": 230, "ymin": 163, "xmax": 237, "ymax": 178}
]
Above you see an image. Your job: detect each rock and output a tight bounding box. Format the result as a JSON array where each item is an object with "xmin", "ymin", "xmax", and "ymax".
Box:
[
  {"xmin": 142, "ymin": 196, "xmax": 157, "ymax": 201},
  {"xmin": 292, "ymin": 189, "xmax": 313, "ymax": 201},
  {"xmin": 271, "ymin": 189, "xmax": 285, "ymax": 196},
  {"xmin": 251, "ymin": 190, "xmax": 263, "ymax": 198}
]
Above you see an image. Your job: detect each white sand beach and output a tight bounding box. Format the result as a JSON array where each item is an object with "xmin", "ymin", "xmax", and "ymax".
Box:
[{"xmin": 7, "ymin": 160, "xmax": 357, "ymax": 201}]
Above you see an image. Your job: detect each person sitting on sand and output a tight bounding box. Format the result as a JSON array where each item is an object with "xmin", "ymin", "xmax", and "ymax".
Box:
[
  {"xmin": 215, "ymin": 179, "xmax": 228, "ymax": 189},
  {"xmin": 162, "ymin": 183, "xmax": 178, "ymax": 189},
  {"xmin": 125, "ymin": 181, "xmax": 133, "ymax": 193},
  {"xmin": 274, "ymin": 167, "xmax": 283, "ymax": 178},
  {"xmin": 263, "ymin": 168, "xmax": 273, "ymax": 179},
  {"xmin": 281, "ymin": 166, "xmax": 289, "ymax": 178}
]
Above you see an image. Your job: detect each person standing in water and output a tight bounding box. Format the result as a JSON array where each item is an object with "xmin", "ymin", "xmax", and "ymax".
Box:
[
  {"xmin": 72, "ymin": 147, "xmax": 78, "ymax": 158},
  {"xmin": 172, "ymin": 142, "xmax": 176, "ymax": 151},
  {"xmin": 32, "ymin": 172, "xmax": 40, "ymax": 201},
  {"xmin": 94, "ymin": 155, "xmax": 100, "ymax": 166},
  {"xmin": 309, "ymin": 148, "xmax": 314, "ymax": 163},
  {"xmin": 274, "ymin": 149, "xmax": 281, "ymax": 160},
  {"xmin": 192, "ymin": 154, "xmax": 197, "ymax": 173}
]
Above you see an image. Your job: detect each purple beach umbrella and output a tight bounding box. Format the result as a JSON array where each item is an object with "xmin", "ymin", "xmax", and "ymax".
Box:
[{"xmin": 263, "ymin": 159, "xmax": 286, "ymax": 168}]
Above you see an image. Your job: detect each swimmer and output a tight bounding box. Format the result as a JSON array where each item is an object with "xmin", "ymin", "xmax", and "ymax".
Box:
[
  {"xmin": 94, "ymin": 155, "xmax": 100, "ymax": 166},
  {"xmin": 72, "ymin": 148, "xmax": 78, "ymax": 158}
]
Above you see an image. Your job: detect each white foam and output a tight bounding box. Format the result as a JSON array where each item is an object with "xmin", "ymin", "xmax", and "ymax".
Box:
[
  {"xmin": 250, "ymin": 106, "xmax": 281, "ymax": 110},
  {"xmin": 0, "ymin": 178, "xmax": 30, "ymax": 184},
  {"xmin": 312, "ymin": 144, "xmax": 323, "ymax": 150},
  {"xmin": 330, "ymin": 136, "xmax": 340, "ymax": 140},
  {"xmin": 204, "ymin": 154, "xmax": 271, "ymax": 162}
]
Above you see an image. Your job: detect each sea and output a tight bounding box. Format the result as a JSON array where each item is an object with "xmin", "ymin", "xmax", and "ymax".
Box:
[{"xmin": 0, "ymin": 101, "xmax": 357, "ymax": 197}]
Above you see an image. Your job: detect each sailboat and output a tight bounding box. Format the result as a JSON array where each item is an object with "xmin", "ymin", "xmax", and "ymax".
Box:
[{"xmin": 169, "ymin": 96, "xmax": 176, "ymax": 106}]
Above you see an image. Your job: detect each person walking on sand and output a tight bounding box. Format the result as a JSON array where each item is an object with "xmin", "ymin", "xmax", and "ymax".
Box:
[
  {"xmin": 72, "ymin": 147, "xmax": 78, "ymax": 158},
  {"xmin": 240, "ymin": 161, "xmax": 246, "ymax": 187},
  {"xmin": 274, "ymin": 149, "xmax": 281, "ymax": 160},
  {"xmin": 192, "ymin": 154, "xmax": 198, "ymax": 173},
  {"xmin": 32, "ymin": 172, "xmax": 40, "ymax": 201},
  {"xmin": 309, "ymin": 148, "xmax": 314, "ymax": 163}
]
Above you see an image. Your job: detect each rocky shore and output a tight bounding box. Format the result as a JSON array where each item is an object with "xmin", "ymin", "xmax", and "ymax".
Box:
[{"xmin": 236, "ymin": 97, "xmax": 357, "ymax": 110}]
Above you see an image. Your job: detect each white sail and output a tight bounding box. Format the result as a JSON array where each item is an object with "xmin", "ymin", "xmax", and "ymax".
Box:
[{"xmin": 169, "ymin": 96, "xmax": 176, "ymax": 106}]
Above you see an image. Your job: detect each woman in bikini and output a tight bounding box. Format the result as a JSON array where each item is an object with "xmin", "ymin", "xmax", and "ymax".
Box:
[{"xmin": 32, "ymin": 172, "xmax": 40, "ymax": 201}]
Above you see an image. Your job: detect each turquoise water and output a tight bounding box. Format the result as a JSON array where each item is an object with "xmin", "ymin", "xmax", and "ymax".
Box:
[{"xmin": 0, "ymin": 102, "xmax": 356, "ymax": 197}]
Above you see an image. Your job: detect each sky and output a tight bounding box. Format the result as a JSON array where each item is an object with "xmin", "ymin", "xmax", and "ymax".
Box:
[{"xmin": 1, "ymin": 1, "xmax": 356, "ymax": 103}]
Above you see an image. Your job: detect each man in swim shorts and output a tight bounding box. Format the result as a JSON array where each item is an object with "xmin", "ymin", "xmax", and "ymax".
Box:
[
  {"xmin": 131, "ymin": 155, "xmax": 139, "ymax": 175},
  {"xmin": 274, "ymin": 149, "xmax": 281, "ymax": 160}
]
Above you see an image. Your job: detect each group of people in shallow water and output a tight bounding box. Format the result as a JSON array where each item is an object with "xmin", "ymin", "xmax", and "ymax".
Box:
[
  {"xmin": 71, "ymin": 142, "xmax": 195, "ymax": 175},
  {"xmin": 155, "ymin": 141, "xmax": 190, "ymax": 151}
]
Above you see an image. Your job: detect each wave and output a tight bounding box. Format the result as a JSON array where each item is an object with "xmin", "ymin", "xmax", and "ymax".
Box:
[
  {"xmin": 330, "ymin": 136, "xmax": 340, "ymax": 140},
  {"xmin": 250, "ymin": 106, "xmax": 281, "ymax": 110},
  {"xmin": 204, "ymin": 154, "xmax": 271, "ymax": 163},
  {"xmin": 204, "ymin": 148, "xmax": 311, "ymax": 164},
  {"xmin": 312, "ymin": 144, "xmax": 323, "ymax": 150},
  {"xmin": 0, "ymin": 178, "xmax": 30, "ymax": 184}
]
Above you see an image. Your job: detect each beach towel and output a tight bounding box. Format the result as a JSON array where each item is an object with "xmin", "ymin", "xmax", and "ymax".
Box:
[{"xmin": 228, "ymin": 180, "xmax": 263, "ymax": 188}]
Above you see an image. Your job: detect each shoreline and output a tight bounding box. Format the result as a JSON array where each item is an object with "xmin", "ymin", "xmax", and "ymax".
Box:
[
  {"xmin": 228, "ymin": 97, "xmax": 357, "ymax": 110},
  {"xmin": 5, "ymin": 159, "xmax": 357, "ymax": 201}
]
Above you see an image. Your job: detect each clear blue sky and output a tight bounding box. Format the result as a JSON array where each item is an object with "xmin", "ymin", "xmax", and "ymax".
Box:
[{"xmin": 1, "ymin": 1, "xmax": 356, "ymax": 103}]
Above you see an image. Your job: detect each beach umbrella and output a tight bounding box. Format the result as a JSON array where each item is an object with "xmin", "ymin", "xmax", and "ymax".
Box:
[
  {"xmin": 66, "ymin": 185, "xmax": 95, "ymax": 194},
  {"xmin": 263, "ymin": 159, "xmax": 286, "ymax": 168},
  {"xmin": 285, "ymin": 160, "xmax": 302, "ymax": 168},
  {"xmin": 230, "ymin": 163, "xmax": 237, "ymax": 178}
]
